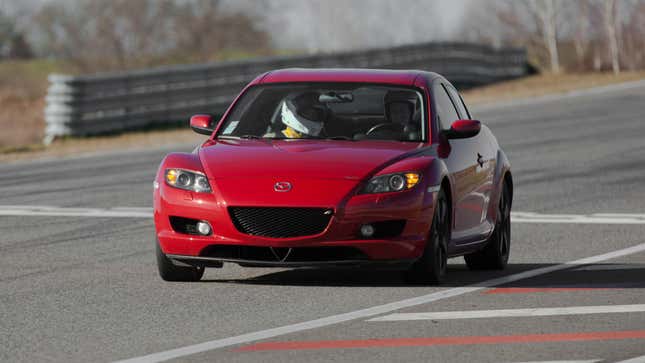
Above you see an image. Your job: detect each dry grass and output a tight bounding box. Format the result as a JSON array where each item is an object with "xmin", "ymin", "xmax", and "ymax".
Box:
[
  {"xmin": 0, "ymin": 90, "xmax": 45, "ymax": 149},
  {"xmin": 1, "ymin": 70, "xmax": 644, "ymax": 163},
  {"xmin": 462, "ymin": 71, "xmax": 645, "ymax": 106},
  {"xmin": 0, "ymin": 60, "xmax": 64, "ymax": 151},
  {"xmin": 0, "ymin": 128, "xmax": 205, "ymax": 163}
]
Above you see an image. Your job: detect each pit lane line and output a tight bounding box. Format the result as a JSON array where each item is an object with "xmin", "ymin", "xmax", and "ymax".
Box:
[
  {"xmin": 2, "ymin": 205, "xmax": 645, "ymax": 224},
  {"xmin": 236, "ymin": 330, "xmax": 645, "ymax": 352},
  {"xmin": 113, "ymin": 242, "xmax": 645, "ymax": 363}
]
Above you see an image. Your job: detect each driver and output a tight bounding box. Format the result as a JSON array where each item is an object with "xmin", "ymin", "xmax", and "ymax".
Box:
[
  {"xmin": 278, "ymin": 92, "xmax": 327, "ymax": 138},
  {"xmin": 384, "ymin": 91, "xmax": 415, "ymax": 127},
  {"xmin": 384, "ymin": 90, "xmax": 419, "ymax": 140}
]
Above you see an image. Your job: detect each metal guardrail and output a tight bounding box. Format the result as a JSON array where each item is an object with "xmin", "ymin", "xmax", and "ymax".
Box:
[{"xmin": 44, "ymin": 42, "xmax": 527, "ymax": 144}]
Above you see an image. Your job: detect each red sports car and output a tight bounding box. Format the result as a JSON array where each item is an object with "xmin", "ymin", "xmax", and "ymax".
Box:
[{"xmin": 153, "ymin": 68, "xmax": 512, "ymax": 283}]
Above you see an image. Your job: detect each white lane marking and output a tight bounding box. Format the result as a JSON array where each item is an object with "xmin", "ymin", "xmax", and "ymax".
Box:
[
  {"xmin": 2, "ymin": 206, "xmax": 645, "ymax": 224},
  {"xmin": 616, "ymin": 354, "xmax": 645, "ymax": 363},
  {"xmin": 573, "ymin": 263, "xmax": 644, "ymax": 271},
  {"xmin": 368, "ymin": 304, "xmax": 645, "ymax": 322},
  {"xmin": 509, "ymin": 360, "xmax": 601, "ymax": 363},
  {"xmin": 0, "ymin": 205, "xmax": 152, "ymax": 218},
  {"xmin": 113, "ymin": 242, "xmax": 645, "ymax": 363},
  {"xmin": 512, "ymin": 212, "xmax": 645, "ymax": 225}
]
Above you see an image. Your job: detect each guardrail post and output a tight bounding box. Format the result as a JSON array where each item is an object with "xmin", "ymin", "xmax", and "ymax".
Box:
[{"xmin": 44, "ymin": 74, "xmax": 81, "ymax": 144}]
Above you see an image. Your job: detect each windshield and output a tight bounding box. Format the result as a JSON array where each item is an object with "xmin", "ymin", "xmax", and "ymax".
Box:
[{"xmin": 217, "ymin": 83, "xmax": 426, "ymax": 142}]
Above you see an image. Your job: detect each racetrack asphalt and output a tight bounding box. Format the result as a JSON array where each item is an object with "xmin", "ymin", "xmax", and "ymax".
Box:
[{"xmin": 1, "ymin": 81, "xmax": 644, "ymax": 363}]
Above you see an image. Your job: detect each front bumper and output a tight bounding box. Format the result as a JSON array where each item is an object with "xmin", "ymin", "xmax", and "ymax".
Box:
[
  {"xmin": 154, "ymin": 182, "xmax": 436, "ymax": 264},
  {"xmin": 167, "ymin": 254, "xmax": 416, "ymax": 269}
]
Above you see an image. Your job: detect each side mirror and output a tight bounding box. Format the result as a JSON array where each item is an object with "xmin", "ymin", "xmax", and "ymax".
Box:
[
  {"xmin": 190, "ymin": 114, "xmax": 215, "ymax": 135},
  {"xmin": 445, "ymin": 119, "xmax": 481, "ymax": 139}
]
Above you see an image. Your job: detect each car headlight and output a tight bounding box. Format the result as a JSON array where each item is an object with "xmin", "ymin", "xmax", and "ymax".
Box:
[
  {"xmin": 361, "ymin": 172, "xmax": 421, "ymax": 194},
  {"xmin": 165, "ymin": 169, "xmax": 211, "ymax": 193}
]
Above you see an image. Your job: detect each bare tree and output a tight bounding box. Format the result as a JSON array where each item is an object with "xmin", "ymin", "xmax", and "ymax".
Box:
[
  {"xmin": 173, "ymin": 0, "xmax": 268, "ymax": 62},
  {"xmin": 33, "ymin": 0, "xmax": 269, "ymax": 73},
  {"xmin": 603, "ymin": 0, "xmax": 621, "ymax": 74},
  {"xmin": 493, "ymin": 0, "xmax": 563, "ymax": 73},
  {"xmin": 622, "ymin": 0, "xmax": 645, "ymax": 70},
  {"xmin": 568, "ymin": 0, "xmax": 591, "ymax": 70},
  {"xmin": 0, "ymin": 8, "xmax": 32, "ymax": 59},
  {"xmin": 455, "ymin": 0, "xmax": 645, "ymax": 73},
  {"xmin": 529, "ymin": 0, "xmax": 560, "ymax": 73}
]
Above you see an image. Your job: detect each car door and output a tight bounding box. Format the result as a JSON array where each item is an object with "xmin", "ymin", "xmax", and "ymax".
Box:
[
  {"xmin": 433, "ymin": 81, "xmax": 490, "ymax": 244},
  {"xmin": 444, "ymin": 83, "xmax": 496, "ymax": 240}
]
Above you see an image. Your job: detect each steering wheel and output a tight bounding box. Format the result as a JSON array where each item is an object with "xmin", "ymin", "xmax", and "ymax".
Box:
[{"xmin": 366, "ymin": 123, "xmax": 403, "ymax": 136}]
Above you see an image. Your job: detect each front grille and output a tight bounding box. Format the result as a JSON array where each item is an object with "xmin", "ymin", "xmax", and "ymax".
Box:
[{"xmin": 228, "ymin": 207, "xmax": 332, "ymax": 238}]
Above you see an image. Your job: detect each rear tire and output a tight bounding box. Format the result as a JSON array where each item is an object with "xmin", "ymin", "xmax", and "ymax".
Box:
[
  {"xmin": 156, "ymin": 241, "xmax": 205, "ymax": 282},
  {"xmin": 405, "ymin": 189, "xmax": 449, "ymax": 284},
  {"xmin": 464, "ymin": 180, "xmax": 511, "ymax": 270}
]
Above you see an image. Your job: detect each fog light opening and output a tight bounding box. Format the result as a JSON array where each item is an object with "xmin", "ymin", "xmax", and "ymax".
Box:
[
  {"xmin": 360, "ymin": 224, "xmax": 375, "ymax": 238},
  {"xmin": 196, "ymin": 221, "xmax": 212, "ymax": 236}
]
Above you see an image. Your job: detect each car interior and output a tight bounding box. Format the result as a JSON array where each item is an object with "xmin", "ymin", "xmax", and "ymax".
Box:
[{"xmin": 218, "ymin": 85, "xmax": 424, "ymax": 142}]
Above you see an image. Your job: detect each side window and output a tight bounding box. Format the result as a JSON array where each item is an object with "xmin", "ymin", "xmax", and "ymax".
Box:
[
  {"xmin": 433, "ymin": 84, "xmax": 460, "ymax": 130},
  {"xmin": 444, "ymin": 84, "xmax": 471, "ymax": 120}
]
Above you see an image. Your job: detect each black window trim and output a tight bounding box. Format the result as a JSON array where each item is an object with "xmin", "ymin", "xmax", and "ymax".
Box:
[
  {"xmin": 432, "ymin": 81, "xmax": 461, "ymax": 132},
  {"xmin": 441, "ymin": 83, "xmax": 468, "ymax": 121},
  {"xmin": 444, "ymin": 84, "xmax": 471, "ymax": 120}
]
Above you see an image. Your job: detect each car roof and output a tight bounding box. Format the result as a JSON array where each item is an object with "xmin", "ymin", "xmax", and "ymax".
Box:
[{"xmin": 256, "ymin": 68, "xmax": 442, "ymax": 87}]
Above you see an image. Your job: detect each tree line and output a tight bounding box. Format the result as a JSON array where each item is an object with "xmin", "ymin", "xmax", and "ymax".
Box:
[
  {"xmin": 2, "ymin": 0, "xmax": 644, "ymax": 74},
  {"xmin": 1, "ymin": 0, "xmax": 269, "ymax": 72},
  {"xmin": 460, "ymin": 0, "xmax": 645, "ymax": 73}
]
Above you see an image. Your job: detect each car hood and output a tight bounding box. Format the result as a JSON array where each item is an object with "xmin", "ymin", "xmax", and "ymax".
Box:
[
  {"xmin": 198, "ymin": 139, "xmax": 424, "ymax": 207},
  {"xmin": 199, "ymin": 139, "xmax": 423, "ymax": 180}
]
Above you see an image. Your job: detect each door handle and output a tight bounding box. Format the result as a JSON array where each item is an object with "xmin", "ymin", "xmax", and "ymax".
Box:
[{"xmin": 477, "ymin": 153, "xmax": 484, "ymax": 167}]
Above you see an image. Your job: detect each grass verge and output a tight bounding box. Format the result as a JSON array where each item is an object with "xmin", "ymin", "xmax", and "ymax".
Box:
[{"xmin": 461, "ymin": 71, "xmax": 645, "ymax": 106}]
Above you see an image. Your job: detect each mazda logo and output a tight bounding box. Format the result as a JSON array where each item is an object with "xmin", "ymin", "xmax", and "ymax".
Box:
[{"xmin": 274, "ymin": 182, "xmax": 292, "ymax": 192}]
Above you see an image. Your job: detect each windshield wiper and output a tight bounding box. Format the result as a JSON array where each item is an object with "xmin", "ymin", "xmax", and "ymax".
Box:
[
  {"xmin": 217, "ymin": 134, "xmax": 261, "ymax": 140},
  {"xmin": 218, "ymin": 135, "xmax": 355, "ymax": 141},
  {"xmin": 303, "ymin": 136, "xmax": 355, "ymax": 141},
  {"xmin": 324, "ymin": 136, "xmax": 355, "ymax": 141}
]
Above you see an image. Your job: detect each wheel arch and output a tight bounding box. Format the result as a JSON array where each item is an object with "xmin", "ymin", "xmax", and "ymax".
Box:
[
  {"xmin": 489, "ymin": 148, "xmax": 512, "ymax": 222},
  {"xmin": 503, "ymin": 170, "xmax": 513, "ymax": 209},
  {"xmin": 440, "ymin": 176, "xmax": 453, "ymax": 224},
  {"xmin": 427, "ymin": 156, "xmax": 454, "ymax": 231}
]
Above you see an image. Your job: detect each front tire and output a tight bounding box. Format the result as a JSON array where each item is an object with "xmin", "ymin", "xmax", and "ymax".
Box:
[
  {"xmin": 156, "ymin": 241, "xmax": 205, "ymax": 282},
  {"xmin": 464, "ymin": 180, "xmax": 511, "ymax": 270},
  {"xmin": 406, "ymin": 189, "xmax": 449, "ymax": 284}
]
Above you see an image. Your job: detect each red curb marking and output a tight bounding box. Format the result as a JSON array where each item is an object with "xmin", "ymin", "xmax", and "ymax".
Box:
[
  {"xmin": 237, "ymin": 330, "xmax": 645, "ymax": 352},
  {"xmin": 483, "ymin": 287, "xmax": 610, "ymax": 294}
]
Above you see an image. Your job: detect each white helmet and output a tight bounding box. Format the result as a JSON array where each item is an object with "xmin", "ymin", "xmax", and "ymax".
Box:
[{"xmin": 280, "ymin": 93, "xmax": 325, "ymax": 137}]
